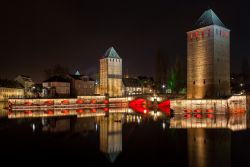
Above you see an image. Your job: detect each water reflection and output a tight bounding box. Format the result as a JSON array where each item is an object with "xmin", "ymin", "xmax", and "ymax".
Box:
[
  {"xmin": 99, "ymin": 113, "xmax": 122, "ymax": 163},
  {"xmin": 1, "ymin": 104, "xmax": 250, "ymax": 166},
  {"xmin": 170, "ymin": 113, "xmax": 247, "ymax": 131}
]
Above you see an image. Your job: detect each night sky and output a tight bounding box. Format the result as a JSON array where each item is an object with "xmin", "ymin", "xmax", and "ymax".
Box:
[{"xmin": 1, "ymin": 0, "xmax": 249, "ymax": 82}]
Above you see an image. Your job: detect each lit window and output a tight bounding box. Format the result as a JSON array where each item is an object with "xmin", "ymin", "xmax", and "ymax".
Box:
[{"xmin": 196, "ymin": 31, "xmax": 199, "ymax": 38}]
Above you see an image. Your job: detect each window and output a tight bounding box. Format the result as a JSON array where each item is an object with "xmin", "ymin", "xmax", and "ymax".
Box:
[
  {"xmin": 219, "ymin": 80, "xmax": 220, "ymax": 84},
  {"xmin": 204, "ymin": 80, "xmax": 206, "ymax": 84},
  {"xmin": 196, "ymin": 31, "xmax": 199, "ymax": 38},
  {"xmin": 193, "ymin": 81, "xmax": 195, "ymax": 85}
]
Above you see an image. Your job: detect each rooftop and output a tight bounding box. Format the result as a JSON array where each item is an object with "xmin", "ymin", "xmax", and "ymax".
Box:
[
  {"xmin": 193, "ymin": 9, "xmax": 226, "ymax": 29},
  {"xmin": 123, "ymin": 78, "xmax": 142, "ymax": 87},
  {"xmin": 104, "ymin": 47, "xmax": 121, "ymax": 59}
]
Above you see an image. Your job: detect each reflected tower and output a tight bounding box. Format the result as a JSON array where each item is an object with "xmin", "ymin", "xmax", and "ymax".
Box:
[
  {"xmin": 187, "ymin": 9, "xmax": 230, "ymax": 99},
  {"xmin": 187, "ymin": 129, "xmax": 231, "ymax": 167},
  {"xmin": 99, "ymin": 114, "xmax": 123, "ymax": 163},
  {"xmin": 100, "ymin": 47, "xmax": 123, "ymax": 97}
]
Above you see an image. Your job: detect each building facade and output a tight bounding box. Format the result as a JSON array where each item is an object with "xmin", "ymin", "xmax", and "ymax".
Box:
[
  {"xmin": 187, "ymin": 9, "xmax": 230, "ymax": 99},
  {"xmin": 15, "ymin": 75, "xmax": 35, "ymax": 97},
  {"xmin": 0, "ymin": 79, "xmax": 24, "ymax": 101},
  {"xmin": 122, "ymin": 78, "xmax": 143, "ymax": 96},
  {"xmin": 100, "ymin": 47, "xmax": 123, "ymax": 97},
  {"xmin": 67, "ymin": 73, "xmax": 95, "ymax": 96},
  {"xmin": 42, "ymin": 76, "xmax": 70, "ymax": 97}
]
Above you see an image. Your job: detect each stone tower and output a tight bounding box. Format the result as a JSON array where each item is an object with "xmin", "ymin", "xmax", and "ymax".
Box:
[
  {"xmin": 100, "ymin": 47, "xmax": 123, "ymax": 97},
  {"xmin": 187, "ymin": 9, "xmax": 230, "ymax": 99}
]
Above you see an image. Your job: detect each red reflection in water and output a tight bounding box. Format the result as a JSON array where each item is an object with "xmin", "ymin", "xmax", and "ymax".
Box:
[
  {"xmin": 184, "ymin": 113, "xmax": 192, "ymax": 119},
  {"xmin": 194, "ymin": 114, "xmax": 202, "ymax": 119},
  {"xmin": 45, "ymin": 110, "xmax": 54, "ymax": 115},
  {"xmin": 90, "ymin": 99, "xmax": 96, "ymax": 104},
  {"xmin": 61, "ymin": 110, "xmax": 69, "ymax": 114},
  {"xmin": 129, "ymin": 98, "xmax": 150, "ymax": 114},
  {"xmin": 91, "ymin": 109, "xmax": 97, "ymax": 113},
  {"xmin": 194, "ymin": 109, "xmax": 202, "ymax": 113},
  {"xmin": 207, "ymin": 113, "xmax": 214, "ymax": 118},
  {"xmin": 103, "ymin": 108, "xmax": 109, "ymax": 112},
  {"xmin": 76, "ymin": 109, "xmax": 84, "ymax": 114}
]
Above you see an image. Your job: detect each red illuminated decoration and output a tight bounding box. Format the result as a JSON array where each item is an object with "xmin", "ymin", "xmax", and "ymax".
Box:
[
  {"xmin": 103, "ymin": 100, "xmax": 109, "ymax": 104},
  {"xmin": 194, "ymin": 114, "xmax": 202, "ymax": 119},
  {"xmin": 45, "ymin": 110, "xmax": 54, "ymax": 115},
  {"xmin": 129, "ymin": 98, "xmax": 150, "ymax": 114},
  {"xmin": 91, "ymin": 109, "xmax": 97, "ymax": 113},
  {"xmin": 184, "ymin": 109, "xmax": 192, "ymax": 113},
  {"xmin": 44, "ymin": 100, "xmax": 54, "ymax": 105},
  {"xmin": 76, "ymin": 109, "xmax": 84, "ymax": 114},
  {"xmin": 90, "ymin": 99, "xmax": 97, "ymax": 104},
  {"xmin": 61, "ymin": 100, "xmax": 69, "ymax": 105},
  {"xmin": 207, "ymin": 113, "xmax": 214, "ymax": 118},
  {"xmin": 158, "ymin": 100, "xmax": 170, "ymax": 114},
  {"xmin": 194, "ymin": 109, "xmax": 202, "ymax": 113},
  {"xmin": 76, "ymin": 99, "xmax": 83, "ymax": 104},
  {"xmin": 24, "ymin": 110, "xmax": 32, "ymax": 115},
  {"xmin": 184, "ymin": 113, "xmax": 192, "ymax": 119},
  {"xmin": 61, "ymin": 110, "xmax": 69, "ymax": 114}
]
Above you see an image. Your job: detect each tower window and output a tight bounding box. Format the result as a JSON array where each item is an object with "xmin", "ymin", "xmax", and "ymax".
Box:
[
  {"xmin": 196, "ymin": 31, "xmax": 199, "ymax": 38},
  {"xmin": 219, "ymin": 80, "xmax": 220, "ymax": 84},
  {"xmin": 193, "ymin": 81, "xmax": 195, "ymax": 85},
  {"xmin": 204, "ymin": 80, "xmax": 206, "ymax": 84}
]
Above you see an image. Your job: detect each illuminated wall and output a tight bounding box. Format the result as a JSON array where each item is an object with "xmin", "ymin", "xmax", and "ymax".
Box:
[
  {"xmin": 0, "ymin": 87, "xmax": 24, "ymax": 101},
  {"xmin": 100, "ymin": 58, "xmax": 123, "ymax": 97},
  {"xmin": 187, "ymin": 25, "xmax": 230, "ymax": 99}
]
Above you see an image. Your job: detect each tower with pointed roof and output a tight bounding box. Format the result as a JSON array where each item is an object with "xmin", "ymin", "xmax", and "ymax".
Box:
[
  {"xmin": 100, "ymin": 47, "xmax": 123, "ymax": 97},
  {"xmin": 187, "ymin": 9, "xmax": 230, "ymax": 99}
]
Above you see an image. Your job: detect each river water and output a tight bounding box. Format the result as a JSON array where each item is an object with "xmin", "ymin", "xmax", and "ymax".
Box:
[{"xmin": 0, "ymin": 102, "xmax": 250, "ymax": 167}]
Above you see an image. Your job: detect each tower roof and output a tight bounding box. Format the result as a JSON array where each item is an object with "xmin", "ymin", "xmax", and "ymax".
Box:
[
  {"xmin": 104, "ymin": 47, "xmax": 121, "ymax": 59},
  {"xmin": 193, "ymin": 9, "xmax": 226, "ymax": 29}
]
